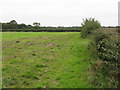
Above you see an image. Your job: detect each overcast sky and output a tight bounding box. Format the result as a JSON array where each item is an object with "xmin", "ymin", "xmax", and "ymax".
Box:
[{"xmin": 0, "ymin": 0, "xmax": 119, "ymax": 26}]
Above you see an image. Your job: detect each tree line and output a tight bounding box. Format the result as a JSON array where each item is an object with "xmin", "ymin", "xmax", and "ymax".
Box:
[
  {"xmin": 1, "ymin": 20, "xmax": 118, "ymax": 32},
  {"xmin": 1, "ymin": 20, "xmax": 81, "ymax": 32},
  {"xmin": 2, "ymin": 20, "xmax": 41, "ymax": 29}
]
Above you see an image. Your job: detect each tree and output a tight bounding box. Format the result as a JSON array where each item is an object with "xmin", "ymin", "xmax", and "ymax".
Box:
[
  {"xmin": 8, "ymin": 20, "xmax": 18, "ymax": 29},
  {"xmin": 33, "ymin": 22, "xmax": 40, "ymax": 27},
  {"xmin": 2, "ymin": 23, "xmax": 11, "ymax": 29},
  {"xmin": 10, "ymin": 20, "xmax": 17, "ymax": 24},
  {"xmin": 18, "ymin": 23, "xmax": 26, "ymax": 29},
  {"xmin": 81, "ymin": 18, "xmax": 101, "ymax": 38},
  {"xmin": 26, "ymin": 25, "xmax": 32, "ymax": 29}
]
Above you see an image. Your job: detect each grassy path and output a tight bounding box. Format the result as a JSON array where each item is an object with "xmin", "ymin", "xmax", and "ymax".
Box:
[{"xmin": 2, "ymin": 32, "xmax": 93, "ymax": 88}]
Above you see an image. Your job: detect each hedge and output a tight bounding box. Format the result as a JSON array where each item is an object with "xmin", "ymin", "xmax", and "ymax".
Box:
[
  {"xmin": 94, "ymin": 29, "xmax": 119, "ymax": 64},
  {"xmin": 92, "ymin": 28, "xmax": 119, "ymax": 88},
  {"xmin": 2, "ymin": 29, "xmax": 81, "ymax": 32}
]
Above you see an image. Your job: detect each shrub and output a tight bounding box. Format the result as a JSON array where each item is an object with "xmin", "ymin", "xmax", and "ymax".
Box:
[
  {"xmin": 81, "ymin": 18, "xmax": 101, "ymax": 38},
  {"xmin": 94, "ymin": 29, "xmax": 119, "ymax": 64},
  {"xmin": 92, "ymin": 29, "xmax": 120, "ymax": 88},
  {"xmin": 91, "ymin": 60, "xmax": 119, "ymax": 88}
]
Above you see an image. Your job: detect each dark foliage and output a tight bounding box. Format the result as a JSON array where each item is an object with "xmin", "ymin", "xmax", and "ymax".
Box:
[
  {"xmin": 81, "ymin": 18, "xmax": 101, "ymax": 38},
  {"xmin": 1, "ymin": 20, "xmax": 81, "ymax": 32},
  {"xmin": 92, "ymin": 29, "xmax": 119, "ymax": 88}
]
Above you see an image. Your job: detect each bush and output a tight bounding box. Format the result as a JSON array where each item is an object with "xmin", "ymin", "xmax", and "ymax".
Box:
[
  {"xmin": 92, "ymin": 29, "xmax": 119, "ymax": 88},
  {"xmin": 81, "ymin": 18, "xmax": 101, "ymax": 38},
  {"xmin": 91, "ymin": 60, "xmax": 119, "ymax": 88},
  {"xmin": 94, "ymin": 29, "xmax": 119, "ymax": 64}
]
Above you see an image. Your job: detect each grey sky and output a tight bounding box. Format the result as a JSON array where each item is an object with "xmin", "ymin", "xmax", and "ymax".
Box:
[{"xmin": 0, "ymin": 0, "xmax": 119, "ymax": 26}]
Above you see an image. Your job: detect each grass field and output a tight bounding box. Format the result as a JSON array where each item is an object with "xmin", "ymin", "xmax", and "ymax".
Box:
[{"xmin": 2, "ymin": 32, "xmax": 94, "ymax": 88}]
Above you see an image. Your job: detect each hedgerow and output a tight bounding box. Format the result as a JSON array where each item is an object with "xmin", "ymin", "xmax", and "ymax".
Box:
[
  {"xmin": 91, "ymin": 29, "xmax": 119, "ymax": 88},
  {"xmin": 2, "ymin": 28, "xmax": 81, "ymax": 32},
  {"xmin": 81, "ymin": 18, "xmax": 119, "ymax": 88},
  {"xmin": 94, "ymin": 29, "xmax": 119, "ymax": 63}
]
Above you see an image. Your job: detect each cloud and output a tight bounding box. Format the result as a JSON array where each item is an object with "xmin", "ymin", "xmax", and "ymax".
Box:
[{"xmin": 0, "ymin": 0, "xmax": 119, "ymax": 26}]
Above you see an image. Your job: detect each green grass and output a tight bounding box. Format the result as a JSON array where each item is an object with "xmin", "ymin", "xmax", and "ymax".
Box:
[{"xmin": 2, "ymin": 32, "xmax": 94, "ymax": 88}]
